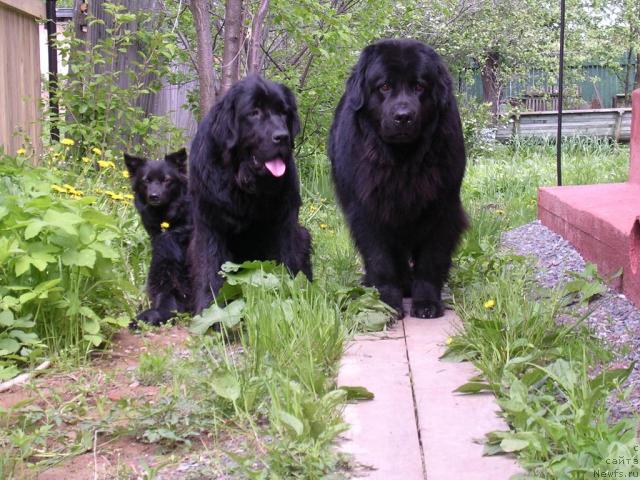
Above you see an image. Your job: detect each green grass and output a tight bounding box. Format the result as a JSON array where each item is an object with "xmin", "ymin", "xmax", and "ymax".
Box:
[
  {"xmin": 448, "ymin": 139, "xmax": 640, "ymax": 478},
  {"xmin": 1, "ymin": 137, "xmax": 638, "ymax": 479}
]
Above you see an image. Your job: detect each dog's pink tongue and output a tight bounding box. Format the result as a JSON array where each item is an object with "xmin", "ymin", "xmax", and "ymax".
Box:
[{"xmin": 265, "ymin": 158, "xmax": 286, "ymax": 177}]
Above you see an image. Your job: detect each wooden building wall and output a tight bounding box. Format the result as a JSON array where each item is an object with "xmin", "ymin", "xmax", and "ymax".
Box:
[{"xmin": 0, "ymin": 0, "xmax": 44, "ymax": 157}]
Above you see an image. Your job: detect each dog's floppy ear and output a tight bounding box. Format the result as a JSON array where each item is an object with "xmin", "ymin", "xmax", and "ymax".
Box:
[
  {"xmin": 423, "ymin": 46, "xmax": 452, "ymax": 111},
  {"xmin": 123, "ymin": 153, "xmax": 146, "ymax": 178},
  {"xmin": 210, "ymin": 86, "xmax": 240, "ymax": 160},
  {"xmin": 165, "ymin": 148, "xmax": 187, "ymax": 174},
  {"xmin": 346, "ymin": 44, "xmax": 375, "ymax": 111},
  {"xmin": 280, "ymin": 84, "xmax": 301, "ymax": 138}
]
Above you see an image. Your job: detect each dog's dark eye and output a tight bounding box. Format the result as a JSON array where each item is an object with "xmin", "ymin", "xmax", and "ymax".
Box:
[
  {"xmin": 415, "ymin": 83, "xmax": 425, "ymax": 93},
  {"xmin": 163, "ymin": 177, "xmax": 171, "ymax": 184},
  {"xmin": 380, "ymin": 83, "xmax": 391, "ymax": 93},
  {"xmin": 249, "ymin": 108, "xmax": 261, "ymax": 118}
]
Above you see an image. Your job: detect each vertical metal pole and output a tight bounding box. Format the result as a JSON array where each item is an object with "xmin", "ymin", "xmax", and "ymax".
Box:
[
  {"xmin": 556, "ymin": 0, "xmax": 566, "ymax": 186},
  {"xmin": 46, "ymin": 0, "xmax": 59, "ymax": 142}
]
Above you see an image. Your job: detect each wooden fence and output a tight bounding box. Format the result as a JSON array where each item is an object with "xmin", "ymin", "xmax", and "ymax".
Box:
[
  {"xmin": 0, "ymin": 0, "xmax": 44, "ymax": 157},
  {"xmin": 496, "ymin": 108, "xmax": 633, "ymax": 143}
]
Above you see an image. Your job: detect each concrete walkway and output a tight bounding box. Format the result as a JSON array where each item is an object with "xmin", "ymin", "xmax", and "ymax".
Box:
[{"xmin": 337, "ymin": 309, "xmax": 523, "ymax": 479}]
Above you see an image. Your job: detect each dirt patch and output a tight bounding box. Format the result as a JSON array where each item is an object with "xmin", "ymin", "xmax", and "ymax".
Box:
[{"xmin": 1, "ymin": 326, "xmax": 198, "ymax": 479}]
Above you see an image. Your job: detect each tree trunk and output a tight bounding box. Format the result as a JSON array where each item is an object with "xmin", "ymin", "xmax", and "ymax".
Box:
[
  {"xmin": 220, "ymin": 0, "xmax": 243, "ymax": 95},
  {"xmin": 72, "ymin": 0, "xmax": 161, "ymax": 115},
  {"xmin": 480, "ymin": 51, "xmax": 500, "ymax": 119},
  {"xmin": 189, "ymin": 0, "xmax": 216, "ymax": 116},
  {"xmin": 247, "ymin": 0, "xmax": 269, "ymax": 75}
]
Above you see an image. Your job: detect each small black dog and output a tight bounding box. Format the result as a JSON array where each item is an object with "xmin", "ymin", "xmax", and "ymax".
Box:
[
  {"xmin": 189, "ymin": 75, "xmax": 312, "ymax": 314},
  {"xmin": 124, "ymin": 148, "xmax": 192, "ymax": 326},
  {"xmin": 328, "ymin": 39, "xmax": 468, "ymax": 319}
]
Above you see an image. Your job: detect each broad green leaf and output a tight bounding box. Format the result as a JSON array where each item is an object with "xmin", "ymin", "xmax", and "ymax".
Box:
[
  {"xmin": 0, "ymin": 310, "xmax": 14, "ymax": 327},
  {"xmin": 500, "ymin": 438, "xmax": 530, "ymax": 452},
  {"xmin": 354, "ymin": 311, "xmax": 388, "ymax": 332},
  {"xmin": 24, "ymin": 220, "xmax": 46, "ymax": 239},
  {"xmin": 82, "ymin": 317, "xmax": 101, "ymax": 335},
  {"xmin": 340, "ymin": 385, "xmax": 375, "ymax": 401},
  {"xmin": 61, "ymin": 248, "xmax": 96, "ymax": 268},
  {"xmin": 9, "ymin": 330, "xmax": 40, "ymax": 345},
  {"xmin": 0, "ymin": 338, "xmax": 21, "ymax": 354},
  {"xmin": 83, "ymin": 334, "xmax": 104, "ymax": 346},
  {"xmin": 14, "ymin": 256, "xmax": 31, "ymax": 276},
  {"xmin": 0, "ymin": 365, "xmax": 19, "ymax": 380},
  {"xmin": 275, "ymin": 409, "xmax": 304, "ymax": 436},
  {"xmin": 210, "ymin": 371, "xmax": 241, "ymax": 401},
  {"xmin": 189, "ymin": 299, "xmax": 245, "ymax": 335},
  {"xmin": 43, "ymin": 210, "xmax": 83, "ymax": 235},
  {"xmin": 454, "ymin": 382, "xmax": 495, "ymax": 394}
]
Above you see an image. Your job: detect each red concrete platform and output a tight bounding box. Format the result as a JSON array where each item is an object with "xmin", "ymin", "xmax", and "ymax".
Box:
[{"xmin": 538, "ymin": 89, "xmax": 640, "ymax": 306}]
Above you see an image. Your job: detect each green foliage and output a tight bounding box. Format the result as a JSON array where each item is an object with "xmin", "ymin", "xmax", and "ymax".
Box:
[
  {"xmin": 0, "ymin": 155, "xmax": 136, "ymax": 377},
  {"xmin": 48, "ymin": 2, "xmax": 183, "ymax": 160},
  {"xmin": 447, "ymin": 140, "xmax": 635, "ymax": 478}
]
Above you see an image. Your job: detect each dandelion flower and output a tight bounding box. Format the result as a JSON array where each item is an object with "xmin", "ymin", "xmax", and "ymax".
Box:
[
  {"xmin": 122, "ymin": 170, "xmax": 130, "ymax": 178},
  {"xmin": 109, "ymin": 193, "xmax": 124, "ymax": 201},
  {"xmin": 446, "ymin": 337, "xmax": 453, "ymax": 345},
  {"xmin": 160, "ymin": 222, "xmax": 170, "ymax": 230},
  {"xmin": 51, "ymin": 184, "xmax": 66, "ymax": 193},
  {"xmin": 124, "ymin": 194, "xmax": 134, "ymax": 200},
  {"xmin": 82, "ymin": 157, "xmax": 91, "ymax": 163},
  {"xmin": 320, "ymin": 223, "xmax": 328, "ymax": 229},
  {"xmin": 16, "ymin": 148, "xmax": 26, "ymax": 155},
  {"xmin": 495, "ymin": 209, "xmax": 505, "ymax": 216},
  {"xmin": 483, "ymin": 299, "xmax": 496, "ymax": 309},
  {"xmin": 61, "ymin": 138, "xmax": 75, "ymax": 146},
  {"xmin": 97, "ymin": 160, "xmax": 116, "ymax": 169},
  {"xmin": 92, "ymin": 147, "xmax": 102, "ymax": 155}
]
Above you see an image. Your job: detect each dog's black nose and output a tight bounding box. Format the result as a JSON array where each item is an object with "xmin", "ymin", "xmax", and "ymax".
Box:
[
  {"xmin": 148, "ymin": 193, "xmax": 160, "ymax": 202},
  {"xmin": 272, "ymin": 130, "xmax": 290, "ymax": 144},
  {"xmin": 393, "ymin": 109, "xmax": 415, "ymax": 125}
]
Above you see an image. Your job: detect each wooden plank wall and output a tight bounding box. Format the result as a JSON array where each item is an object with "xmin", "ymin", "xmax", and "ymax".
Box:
[{"xmin": 0, "ymin": 1, "xmax": 44, "ymax": 158}]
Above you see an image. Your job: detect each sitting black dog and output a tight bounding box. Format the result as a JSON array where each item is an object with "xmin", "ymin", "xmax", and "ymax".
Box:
[
  {"xmin": 189, "ymin": 75, "xmax": 312, "ymax": 314},
  {"xmin": 124, "ymin": 148, "xmax": 192, "ymax": 326}
]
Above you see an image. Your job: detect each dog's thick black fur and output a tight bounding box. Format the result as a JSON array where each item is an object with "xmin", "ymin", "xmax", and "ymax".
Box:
[
  {"xmin": 189, "ymin": 75, "xmax": 312, "ymax": 314},
  {"xmin": 124, "ymin": 148, "xmax": 192, "ymax": 326},
  {"xmin": 328, "ymin": 39, "xmax": 468, "ymax": 319}
]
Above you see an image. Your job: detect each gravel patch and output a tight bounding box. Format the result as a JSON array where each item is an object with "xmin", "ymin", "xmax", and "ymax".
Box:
[{"xmin": 502, "ymin": 220, "xmax": 640, "ymax": 420}]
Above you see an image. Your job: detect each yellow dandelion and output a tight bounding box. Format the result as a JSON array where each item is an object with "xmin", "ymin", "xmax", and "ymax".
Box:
[
  {"xmin": 160, "ymin": 222, "xmax": 170, "ymax": 230},
  {"xmin": 16, "ymin": 148, "xmax": 26, "ymax": 155},
  {"xmin": 495, "ymin": 209, "xmax": 505, "ymax": 216},
  {"xmin": 61, "ymin": 138, "xmax": 75, "ymax": 146},
  {"xmin": 82, "ymin": 156, "xmax": 91, "ymax": 163},
  {"xmin": 124, "ymin": 193, "xmax": 134, "ymax": 200},
  {"xmin": 97, "ymin": 160, "xmax": 116, "ymax": 169},
  {"xmin": 122, "ymin": 170, "xmax": 130, "ymax": 178},
  {"xmin": 62, "ymin": 184, "xmax": 75, "ymax": 191},
  {"xmin": 109, "ymin": 193, "xmax": 124, "ymax": 201},
  {"xmin": 71, "ymin": 190, "xmax": 84, "ymax": 197},
  {"xmin": 446, "ymin": 337, "xmax": 453, "ymax": 345},
  {"xmin": 92, "ymin": 147, "xmax": 102, "ymax": 155},
  {"xmin": 483, "ymin": 299, "xmax": 496, "ymax": 310},
  {"xmin": 320, "ymin": 223, "xmax": 328, "ymax": 229},
  {"xmin": 51, "ymin": 184, "xmax": 66, "ymax": 193}
]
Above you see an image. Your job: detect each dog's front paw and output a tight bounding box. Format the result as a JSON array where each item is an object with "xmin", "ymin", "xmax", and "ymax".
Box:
[
  {"xmin": 135, "ymin": 308, "xmax": 170, "ymax": 327},
  {"xmin": 410, "ymin": 300, "xmax": 444, "ymax": 319}
]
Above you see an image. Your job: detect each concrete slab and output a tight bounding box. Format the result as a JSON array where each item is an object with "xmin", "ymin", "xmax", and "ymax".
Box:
[
  {"xmin": 404, "ymin": 312, "xmax": 523, "ymax": 480},
  {"xmin": 337, "ymin": 327, "xmax": 424, "ymax": 479},
  {"xmin": 337, "ymin": 310, "xmax": 523, "ymax": 479}
]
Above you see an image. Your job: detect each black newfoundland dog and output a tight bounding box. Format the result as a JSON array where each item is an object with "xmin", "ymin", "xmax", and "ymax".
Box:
[
  {"xmin": 189, "ymin": 75, "xmax": 312, "ymax": 313},
  {"xmin": 328, "ymin": 39, "xmax": 468, "ymax": 319},
  {"xmin": 124, "ymin": 148, "xmax": 192, "ymax": 326}
]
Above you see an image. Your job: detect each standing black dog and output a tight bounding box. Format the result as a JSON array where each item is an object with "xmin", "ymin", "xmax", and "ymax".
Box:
[
  {"xmin": 189, "ymin": 75, "xmax": 312, "ymax": 314},
  {"xmin": 328, "ymin": 39, "xmax": 468, "ymax": 319},
  {"xmin": 124, "ymin": 148, "xmax": 192, "ymax": 326}
]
